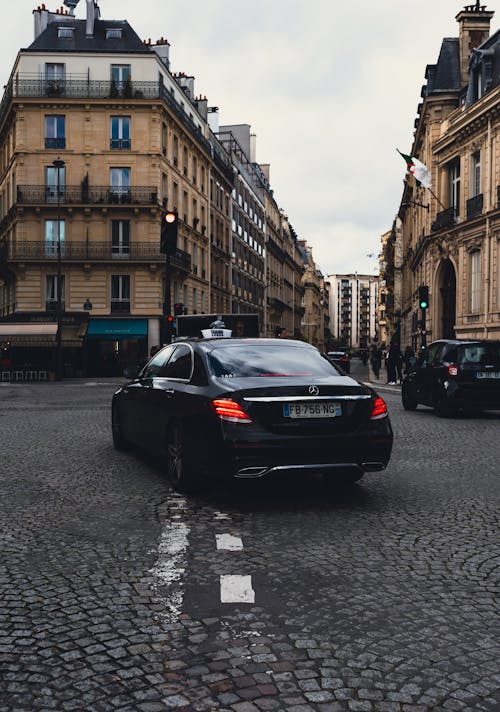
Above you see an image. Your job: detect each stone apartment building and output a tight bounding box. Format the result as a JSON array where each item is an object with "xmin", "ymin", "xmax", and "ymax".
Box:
[
  {"xmin": 398, "ymin": 2, "xmax": 500, "ymax": 350},
  {"xmin": 0, "ymin": 0, "xmax": 327, "ymax": 378},
  {"xmin": 0, "ymin": 0, "xmax": 232, "ymax": 375}
]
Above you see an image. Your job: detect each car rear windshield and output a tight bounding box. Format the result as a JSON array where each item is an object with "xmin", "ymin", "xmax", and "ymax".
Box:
[
  {"xmin": 207, "ymin": 344, "xmax": 339, "ymax": 378},
  {"xmin": 454, "ymin": 343, "xmax": 500, "ymax": 364}
]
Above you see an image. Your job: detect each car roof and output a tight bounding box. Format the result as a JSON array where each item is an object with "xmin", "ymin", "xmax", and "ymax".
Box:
[
  {"xmin": 430, "ymin": 339, "xmax": 500, "ymax": 346},
  {"xmin": 184, "ymin": 337, "xmax": 318, "ymax": 353}
]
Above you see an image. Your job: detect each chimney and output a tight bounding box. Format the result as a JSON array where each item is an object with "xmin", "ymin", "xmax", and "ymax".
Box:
[
  {"xmin": 250, "ymin": 133, "xmax": 257, "ymax": 163},
  {"xmin": 152, "ymin": 37, "xmax": 170, "ymax": 69},
  {"xmin": 33, "ymin": 6, "xmax": 50, "ymax": 39},
  {"xmin": 456, "ymin": 3, "xmax": 494, "ymax": 85},
  {"xmin": 176, "ymin": 74, "xmax": 195, "ymax": 101},
  {"xmin": 86, "ymin": 0, "xmax": 99, "ymax": 37},
  {"xmin": 208, "ymin": 106, "xmax": 219, "ymax": 133},
  {"xmin": 194, "ymin": 95, "xmax": 208, "ymax": 121},
  {"xmin": 260, "ymin": 164, "xmax": 270, "ymax": 182}
]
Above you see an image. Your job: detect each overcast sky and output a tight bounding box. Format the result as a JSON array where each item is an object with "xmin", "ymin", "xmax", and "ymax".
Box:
[{"xmin": 1, "ymin": 1, "xmax": 479, "ymax": 276}]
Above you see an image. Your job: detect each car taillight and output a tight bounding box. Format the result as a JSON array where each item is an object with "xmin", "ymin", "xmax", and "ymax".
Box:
[
  {"xmin": 211, "ymin": 398, "xmax": 252, "ymax": 424},
  {"xmin": 370, "ymin": 396, "xmax": 388, "ymax": 420},
  {"xmin": 341, "ymin": 357, "xmax": 349, "ymax": 363},
  {"xmin": 447, "ymin": 364, "xmax": 459, "ymax": 377}
]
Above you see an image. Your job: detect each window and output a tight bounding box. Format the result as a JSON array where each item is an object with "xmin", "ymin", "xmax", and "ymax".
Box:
[
  {"xmin": 110, "ymin": 116, "xmax": 131, "ymax": 149},
  {"xmin": 470, "ymin": 250, "xmax": 481, "ymax": 313},
  {"xmin": 162, "ymin": 123, "xmax": 168, "ymax": 156},
  {"xmin": 471, "ymin": 151, "xmax": 481, "ymax": 197},
  {"xmin": 45, "ymin": 116, "xmax": 65, "ymax": 149},
  {"xmin": 45, "ymin": 220, "xmax": 65, "ymax": 257},
  {"xmin": 45, "ymin": 165, "xmax": 65, "ymax": 203},
  {"xmin": 111, "ymin": 275, "xmax": 130, "ymax": 313},
  {"xmin": 57, "ymin": 27, "xmax": 74, "ymax": 39},
  {"xmin": 110, "ymin": 64, "xmax": 131, "ymax": 97},
  {"xmin": 46, "ymin": 275, "xmax": 65, "ymax": 312},
  {"xmin": 111, "ymin": 64, "xmax": 130, "ymax": 84},
  {"xmin": 109, "ymin": 168, "xmax": 131, "ymax": 202},
  {"xmin": 448, "ymin": 159, "xmax": 460, "ymax": 217},
  {"xmin": 163, "ymin": 344, "xmax": 193, "ymax": 380},
  {"xmin": 111, "ymin": 220, "xmax": 130, "ymax": 257},
  {"xmin": 142, "ymin": 345, "xmax": 176, "ymax": 378},
  {"xmin": 106, "ymin": 28, "xmax": 122, "ymax": 39},
  {"xmin": 45, "ymin": 63, "xmax": 66, "ymax": 96}
]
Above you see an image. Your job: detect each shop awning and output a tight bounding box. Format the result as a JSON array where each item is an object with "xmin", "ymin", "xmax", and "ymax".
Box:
[
  {"xmin": 86, "ymin": 319, "xmax": 148, "ymax": 340},
  {"xmin": 0, "ymin": 323, "xmax": 57, "ymax": 346}
]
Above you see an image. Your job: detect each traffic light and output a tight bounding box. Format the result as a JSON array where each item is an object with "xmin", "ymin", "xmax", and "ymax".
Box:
[
  {"xmin": 418, "ymin": 285, "xmax": 429, "ymax": 309},
  {"xmin": 160, "ymin": 210, "xmax": 178, "ymax": 255},
  {"xmin": 174, "ymin": 302, "xmax": 184, "ymax": 316},
  {"xmin": 164, "ymin": 314, "xmax": 176, "ymax": 342}
]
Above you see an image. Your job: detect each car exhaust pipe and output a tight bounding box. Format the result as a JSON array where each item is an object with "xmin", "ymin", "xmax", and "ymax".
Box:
[
  {"xmin": 235, "ymin": 466, "xmax": 269, "ymax": 478},
  {"xmin": 361, "ymin": 461, "xmax": 386, "ymax": 471}
]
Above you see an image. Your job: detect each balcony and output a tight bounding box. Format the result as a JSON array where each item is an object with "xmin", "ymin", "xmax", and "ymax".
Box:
[
  {"xmin": 0, "ymin": 75, "xmax": 213, "ymax": 158},
  {"xmin": 16, "ymin": 185, "xmax": 158, "ymax": 206},
  {"xmin": 111, "ymin": 300, "xmax": 131, "ymax": 314},
  {"xmin": 431, "ymin": 207, "xmax": 456, "ymax": 232},
  {"xmin": 466, "ymin": 193, "xmax": 483, "ymax": 220},
  {"xmin": 3, "ymin": 241, "xmax": 192, "ymax": 273},
  {"xmin": 110, "ymin": 138, "xmax": 131, "ymax": 150}
]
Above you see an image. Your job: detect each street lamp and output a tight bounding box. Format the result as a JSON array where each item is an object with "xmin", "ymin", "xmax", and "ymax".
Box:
[{"xmin": 53, "ymin": 157, "xmax": 65, "ymax": 380}]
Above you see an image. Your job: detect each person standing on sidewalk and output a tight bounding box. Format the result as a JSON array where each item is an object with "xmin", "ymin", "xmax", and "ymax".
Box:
[{"xmin": 386, "ymin": 342, "xmax": 401, "ymax": 384}]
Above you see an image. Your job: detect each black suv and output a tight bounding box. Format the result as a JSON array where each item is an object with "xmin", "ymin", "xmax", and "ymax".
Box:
[
  {"xmin": 402, "ymin": 339, "xmax": 500, "ymax": 416},
  {"xmin": 326, "ymin": 351, "xmax": 350, "ymax": 374}
]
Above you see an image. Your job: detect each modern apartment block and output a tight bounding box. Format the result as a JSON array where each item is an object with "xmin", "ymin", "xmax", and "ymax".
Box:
[{"xmin": 326, "ymin": 274, "xmax": 378, "ymax": 349}]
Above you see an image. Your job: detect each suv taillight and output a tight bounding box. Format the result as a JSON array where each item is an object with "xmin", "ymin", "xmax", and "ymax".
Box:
[{"xmin": 447, "ymin": 365, "xmax": 458, "ymax": 377}]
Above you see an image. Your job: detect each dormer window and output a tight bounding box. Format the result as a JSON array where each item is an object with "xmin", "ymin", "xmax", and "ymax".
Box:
[
  {"xmin": 106, "ymin": 28, "xmax": 123, "ymax": 39},
  {"xmin": 58, "ymin": 27, "xmax": 74, "ymax": 39}
]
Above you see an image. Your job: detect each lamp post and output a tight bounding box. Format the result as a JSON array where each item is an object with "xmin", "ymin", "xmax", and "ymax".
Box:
[{"xmin": 53, "ymin": 157, "xmax": 65, "ymax": 380}]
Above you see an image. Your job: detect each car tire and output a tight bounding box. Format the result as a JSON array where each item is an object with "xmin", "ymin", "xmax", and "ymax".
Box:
[
  {"xmin": 434, "ymin": 389, "xmax": 454, "ymax": 418},
  {"xmin": 166, "ymin": 422, "xmax": 201, "ymax": 494},
  {"xmin": 112, "ymin": 403, "xmax": 131, "ymax": 450},
  {"xmin": 402, "ymin": 385, "xmax": 418, "ymax": 411}
]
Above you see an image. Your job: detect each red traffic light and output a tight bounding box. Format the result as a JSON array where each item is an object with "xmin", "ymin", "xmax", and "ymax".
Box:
[
  {"xmin": 166, "ymin": 315, "xmax": 174, "ymax": 323},
  {"xmin": 164, "ymin": 211, "xmax": 177, "ymax": 224}
]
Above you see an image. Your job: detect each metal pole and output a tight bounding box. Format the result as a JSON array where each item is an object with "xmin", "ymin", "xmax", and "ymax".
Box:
[
  {"xmin": 54, "ymin": 158, "xmax": 65, "ymax": 380},
  {"xmin": 161, "ymin": 252, "xmax": 172, "ymax": 344}
]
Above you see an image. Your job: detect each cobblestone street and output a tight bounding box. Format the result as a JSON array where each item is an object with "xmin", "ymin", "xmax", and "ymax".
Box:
[{"xmin": 1, "ymin": 368, "xmax": 499, "ymax": 711}]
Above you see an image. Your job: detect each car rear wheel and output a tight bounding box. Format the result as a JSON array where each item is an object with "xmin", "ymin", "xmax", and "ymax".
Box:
[
  {"xmin": 112, "ymin": 403, "xmax": 131, "ymax": 450},
  {"xmin": 434, "ymin": 388, "xmax": 454, "ymax": 418},
  {"xmin": 166, "ymin": 423, "xmax": 201, "ymax": 494},
  {"xmin": 402, "ymin": 385, "xmax": 418, "ymax": 411}
]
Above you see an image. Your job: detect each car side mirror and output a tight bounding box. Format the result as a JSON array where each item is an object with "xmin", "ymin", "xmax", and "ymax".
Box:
[{"xmin": 123, "ymin": 365, "xmax": 141, "ymax": 379}]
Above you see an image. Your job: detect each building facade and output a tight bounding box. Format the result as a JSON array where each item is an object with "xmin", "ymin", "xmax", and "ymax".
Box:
[
  {"xmin": 398, "ymin": 3, "xmax": 500, "ymax": 351},
  {"xmin": 326, "ymin": 274, "xmax": 378, "ymax": 349}
]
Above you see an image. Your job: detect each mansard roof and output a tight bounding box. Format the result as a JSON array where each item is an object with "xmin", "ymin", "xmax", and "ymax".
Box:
[
  {"xmin": 425, "ymin": 38, "xmax": 461, "ymax": 94},
  {"xmin": 25, "ymin": 18, "xmax": 150, "ymax": 54}
]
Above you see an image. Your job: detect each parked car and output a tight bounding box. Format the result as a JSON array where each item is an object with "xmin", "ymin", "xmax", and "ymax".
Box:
[
  {"xmin": 326, "ymin": 350, "xmax": 351, "ymax": 374},
  {"xmin": 112, "ymin": 338, "xmax": 393, "ymax": 493},
  {"xmin": 401, "ymin": 339, "xmax": 500, "ymax": 417}
]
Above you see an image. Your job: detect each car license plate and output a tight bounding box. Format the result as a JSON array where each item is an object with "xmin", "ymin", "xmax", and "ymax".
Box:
[
  {"xmin": 282, "ymin": 402, "xmax": 342, "ymax": 418},
  {"xmin": 475, "ymin": 372, "xmax": 500, "ymax": 379}
]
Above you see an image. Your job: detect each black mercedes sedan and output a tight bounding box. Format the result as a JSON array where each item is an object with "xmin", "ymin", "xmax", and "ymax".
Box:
[{"xmin": 112, "ymin": 338, "xmax": 393, "ymax": 493}]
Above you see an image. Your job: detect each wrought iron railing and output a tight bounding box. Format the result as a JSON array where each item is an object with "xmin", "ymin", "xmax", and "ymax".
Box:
[
  {"xmin": 16, "ymin": 185, "xmax": 158, "ymax": 206},
  {"xmin": 4, "ymin": 241, "xmax": 192, "ymax": 271},
  {"xmin": 466, "ymin": 193, "xmax": 483, "ymax": 220},
  {"xmin": 0, "ymin": 75, "xmax": 215, "ymax": 158},
  {"xmin": 431, "ymin": 207, "xmax": 456, "ymax": 232},
  {"xmin": 111, "ymin": 301, "xmax": 131, "ymax": 314}
]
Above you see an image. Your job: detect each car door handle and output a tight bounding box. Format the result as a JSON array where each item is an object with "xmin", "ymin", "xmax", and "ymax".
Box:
[{"xmin": 164, "ymin": 389, "xmax": 175, "ymax": 396}]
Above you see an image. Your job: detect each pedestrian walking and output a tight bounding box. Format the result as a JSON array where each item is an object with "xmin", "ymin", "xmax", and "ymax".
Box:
[
  {"xmin": 403, "ymin": 345, "xmax": 416, "ymax": 374},
  {"xmin": 369, "ymin": 343, "xmax": 382, "ymax": 379}
]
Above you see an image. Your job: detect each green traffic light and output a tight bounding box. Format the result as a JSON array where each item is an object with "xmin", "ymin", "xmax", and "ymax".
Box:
[{"xmin": 420, "ymin": 301, "xmax": 428, "ymax": 309}]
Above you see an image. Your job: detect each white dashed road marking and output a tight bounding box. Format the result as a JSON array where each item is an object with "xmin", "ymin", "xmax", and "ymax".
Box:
[
  {"xmin": 216, "ymin": 533, "xmax": 243, "ymax": 551},
  {"xmin": 220, "ymin": 574, "xmax": 255, "ymax": 603}
]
